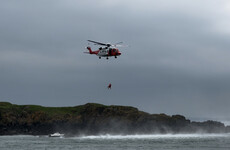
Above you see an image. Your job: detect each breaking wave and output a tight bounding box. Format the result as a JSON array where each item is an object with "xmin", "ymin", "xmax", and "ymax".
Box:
[{"xmin": 78, "ymin": 133, "xmax": 230, "ymax": 140}]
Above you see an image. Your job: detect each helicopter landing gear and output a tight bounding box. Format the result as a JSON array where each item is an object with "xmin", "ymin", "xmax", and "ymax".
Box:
[
  {"xmin": 99, "ymin": 57, "xmax": 101, "ymax": 59},
  {"xmin": 106, "ymin": 57, "xmax": 109, "ymax": 59},
  {"xmin": 115, "ymin": 56, "xmax": 117, "ymax": 58}
]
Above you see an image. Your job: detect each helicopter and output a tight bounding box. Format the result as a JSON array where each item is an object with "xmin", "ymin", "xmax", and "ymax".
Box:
[{"xmin": 85, "ymin": 40, "xmax": 124, "ymax": 59}]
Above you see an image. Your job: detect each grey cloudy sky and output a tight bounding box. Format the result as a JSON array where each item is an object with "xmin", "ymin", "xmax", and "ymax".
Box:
[{"xmin": 1, "ymin": 0, "xmax": 230, "ymax": 121}]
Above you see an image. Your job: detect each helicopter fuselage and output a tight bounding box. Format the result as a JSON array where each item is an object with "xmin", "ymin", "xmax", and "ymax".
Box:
[{"xmin": 86, "ymin": 46, "xmax": 121, "ymax": 59}]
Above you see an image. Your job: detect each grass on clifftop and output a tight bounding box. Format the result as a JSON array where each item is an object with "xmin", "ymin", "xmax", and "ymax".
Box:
[{"xmin": 0, "ymin": 102, "xmax": 109, "ymax": 117}]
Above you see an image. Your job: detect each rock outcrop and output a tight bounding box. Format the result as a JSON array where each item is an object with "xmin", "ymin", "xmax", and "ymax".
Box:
[{"xmin": 0, "ymin": 102, "xmax": 229, "ymax": 136}]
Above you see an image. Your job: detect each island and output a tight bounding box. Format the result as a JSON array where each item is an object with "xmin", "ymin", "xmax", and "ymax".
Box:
[{"xmin": 0, "ymin": 102, "xmax": 229, "ymax": 136}]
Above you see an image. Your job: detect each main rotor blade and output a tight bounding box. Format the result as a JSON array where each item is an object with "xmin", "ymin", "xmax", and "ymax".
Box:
[
  {"xmin": 115, "ymin": 44, "xmax": 129, "ymax": 48},
  {"xmin": 87, "ymin": 40, "xmax": 107, "ymax": 46},
  {"xmin": 114, "ymin": 42, "xmax": 123, "ymax": 45}
]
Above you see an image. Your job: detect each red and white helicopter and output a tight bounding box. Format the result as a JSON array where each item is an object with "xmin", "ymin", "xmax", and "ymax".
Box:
[{"xmin": 85, "ymin": 40, "xmax": 124, "ymax": 59}]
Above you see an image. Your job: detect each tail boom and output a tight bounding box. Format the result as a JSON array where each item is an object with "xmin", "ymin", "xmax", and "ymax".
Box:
[{"xmin": 86, "ymin": 47, "xmax": 99, "ymax": 55}]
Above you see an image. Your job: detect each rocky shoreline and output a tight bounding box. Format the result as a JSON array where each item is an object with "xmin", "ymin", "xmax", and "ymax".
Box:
[{"xmin": 0, "ymin": 102, "xmax": 229, "ymax": 136}]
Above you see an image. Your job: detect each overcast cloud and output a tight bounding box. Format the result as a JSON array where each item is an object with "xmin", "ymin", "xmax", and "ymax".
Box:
[{"xmin": 1, "ymin": 0, "xmax": 230, "ymax": 122}]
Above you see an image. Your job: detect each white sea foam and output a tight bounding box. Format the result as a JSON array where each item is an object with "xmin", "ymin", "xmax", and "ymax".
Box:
[{"xmin": 79, "ymin": 133, "xmax": 230, "ymax": 140}]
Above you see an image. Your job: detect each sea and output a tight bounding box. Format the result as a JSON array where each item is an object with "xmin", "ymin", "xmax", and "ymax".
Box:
[{"xmin": 1, "ymin": 134, "xmax": 230, "ymax": 150}]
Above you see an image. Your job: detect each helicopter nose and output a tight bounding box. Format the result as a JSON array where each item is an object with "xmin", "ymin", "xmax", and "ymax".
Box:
[{"xmin": 118, "ymin": 52, "xmax": 121, "ymax": 55}]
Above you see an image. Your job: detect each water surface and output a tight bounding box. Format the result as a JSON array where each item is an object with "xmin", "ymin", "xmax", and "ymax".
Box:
[{"xmin": 1, "ymin": 134, "xmax": 230, "ymax": 150}]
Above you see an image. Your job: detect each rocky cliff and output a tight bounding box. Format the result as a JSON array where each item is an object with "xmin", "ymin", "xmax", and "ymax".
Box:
[{"xmin": 0, "ymin": 102, "xmax": 229, "ymax": 136}]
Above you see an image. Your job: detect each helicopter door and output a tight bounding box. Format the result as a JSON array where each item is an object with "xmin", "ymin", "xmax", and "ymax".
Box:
[{"xmin": 109, "ymin": 48, "xmax": 112, "ymax": 55}]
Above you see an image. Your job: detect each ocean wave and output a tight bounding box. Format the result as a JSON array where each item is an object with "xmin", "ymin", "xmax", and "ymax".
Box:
[{"xmin": 78, "ymin": 133, "xmax": 230, "ymax": 140}]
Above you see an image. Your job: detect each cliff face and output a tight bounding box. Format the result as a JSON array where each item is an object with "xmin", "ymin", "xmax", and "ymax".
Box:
[{"xmin": 0, "ymin": 102, "xmax": 228, "ymax": 135}]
